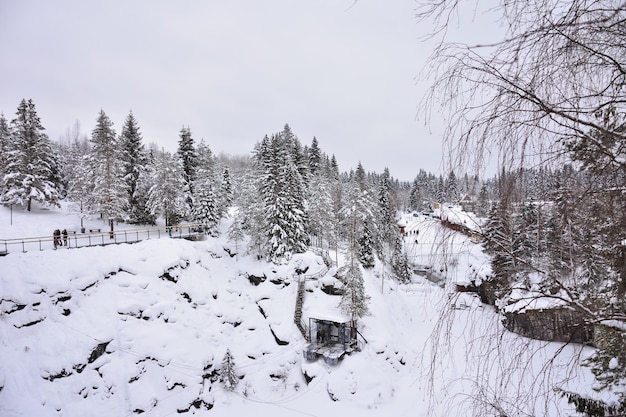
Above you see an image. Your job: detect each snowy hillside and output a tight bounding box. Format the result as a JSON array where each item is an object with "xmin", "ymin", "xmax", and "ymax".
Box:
[{"xmin": 0, "ymin": 205, "xmax": 597, "ymax": 416}]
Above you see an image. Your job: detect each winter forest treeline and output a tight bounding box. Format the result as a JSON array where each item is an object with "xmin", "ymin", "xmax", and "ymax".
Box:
[{"xmin": 2, "ymin": 98, "xmax": 626, "ymax": 414}]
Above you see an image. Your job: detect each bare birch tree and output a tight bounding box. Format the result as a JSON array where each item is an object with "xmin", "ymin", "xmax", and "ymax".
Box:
[{"xmin": 417, "ymin": 1, "xmax": 626, "ymax": 415}]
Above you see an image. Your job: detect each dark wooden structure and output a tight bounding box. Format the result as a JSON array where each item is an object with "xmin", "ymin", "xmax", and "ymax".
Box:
[{"xmin": 304, "ymin": 317, "xmax": 355, "ymax": 365}]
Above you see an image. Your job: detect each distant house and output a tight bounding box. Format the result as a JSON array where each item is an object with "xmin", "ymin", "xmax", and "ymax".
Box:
[
  {"xmin": 458, "ymin": 193, "xmax": 474, "ymax": 212},
  {"xmin": 397, "ymin": 217, "xmax": 407, "ymax": 235}
]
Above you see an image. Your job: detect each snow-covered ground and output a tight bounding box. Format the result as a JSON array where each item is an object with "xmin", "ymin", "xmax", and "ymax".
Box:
[{"xmin": 0, "ymin": 203, "xmax": 596, "ymax": 416}]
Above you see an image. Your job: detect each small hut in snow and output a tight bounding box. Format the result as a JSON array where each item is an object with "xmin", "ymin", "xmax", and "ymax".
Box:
[{"xmin": 304, "ymin": 313, "xmax": 356, "ymax": 365}]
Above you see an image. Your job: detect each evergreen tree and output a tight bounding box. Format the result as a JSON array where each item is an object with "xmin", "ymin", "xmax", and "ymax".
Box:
[
  {"xmin": 307, "ymin": 174, "xmax": 334, "ymax": 248},
  {"xmin": 220, "ymin": 349, "xmax": 238, "ymax": 391},
  {"xmin": 87, "ymin": 109, "xmax": 127, "ymax": 222},
  {"xmin": 341, "ymin": 174, "xmax": 376, "ymax": 268},
  {"xmin": 339, "ymin": 225, "xmax": 370, "ymax": 335},
  {"xmin": 118, "ymin": 111, "xmax": 150, "ymax": 223},
  {"xmin": 64, "ymin": 137, "xmax": 91, "ymax": 227},
  {"xmin": 436, "ymin": 175, "xmax": 445, "ymax": 204},
  {"xmin": 0, "ymin": 114, "xmax": 11, "ymax": 195},
  {"xmin": 477, "ymin": 183, "xmax": 490, "ymax": 216},
  {"xmin": 133, "ymin": 163, "xmax": 157, "ymax": 225},
  {"xmin": 357, "ymin": 219, "xmax": 376, "ymax": 268},
  {"xmin": 446, "ymin": 170, "xmax": 459, "ymax": 203},
  {"xmin": 227, "ymin": 210, "xmax": 245, "ymax": 261},
  {"xmin": 177, "ymin": 126, "xmax": 197, "ymax": 214},
  {"xmin": 196, "ymin": 139, "xmax": 215, "ymax": 181},
  {"xmin": 238, "ymin": 168, "xmax": 266, "ymax": 259},
  {"xmin": 218, "ymin": 167, "xmax": 233, "ymax": 217},
  {"xmin": 308, "ymin": 136, "xmax": 322, "ymax": 176},
  {"xmin": 481, "ymin": 201, "xmax": 519, "ymax": 303},
  {"xmin": 1, "ymin": 99, "xmax": 61, "ymax": 211},
  {"xmin": 409, "ymin": 177, "xmax": 421, "ymax": 211},
  {"xmin": 258, "ymin": 134, "xmax": 307, "ymax": 263},
  {"xmin": 193, "ymin": 184, "xmax": 220, "ymax": 236},
  {"xmin": 391, "ymin": 235, "xmax": 412, "ymax": 283},
  {"xmin": 146, "ymin": 150, "xmax": 188, "ymax": 227},
  {"xmin": 377, "ymin": 167, "xmax": 396, "ymax": 248}
]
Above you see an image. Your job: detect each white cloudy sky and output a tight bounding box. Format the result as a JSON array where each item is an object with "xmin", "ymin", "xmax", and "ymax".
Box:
[{"xmin": 0, "ymin": 0, "xmax": 463, "ymax": 181}]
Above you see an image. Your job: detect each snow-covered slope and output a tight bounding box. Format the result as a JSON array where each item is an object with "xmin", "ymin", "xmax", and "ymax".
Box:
[{"xmin": 0, "ymin": 206, "xmax": 596, "ymax": 416}]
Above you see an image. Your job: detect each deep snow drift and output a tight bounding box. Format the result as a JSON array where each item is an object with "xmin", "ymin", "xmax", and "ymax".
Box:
[{"xmin": 0, "ymin": 204, "xmax": 597, "ymax": 416}]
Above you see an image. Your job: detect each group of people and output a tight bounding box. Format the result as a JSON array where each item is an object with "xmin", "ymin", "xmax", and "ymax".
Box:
[{"xmin": 53, "ymin": 229, "xmax": 68, "ymax": 249}]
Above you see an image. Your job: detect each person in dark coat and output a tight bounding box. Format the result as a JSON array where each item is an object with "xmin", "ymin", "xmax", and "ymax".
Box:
[
  {"xmin": 53, "ymin": 229, "xmax": 61, "ymax": 249},
  {"xmin": 62, "ymin": 229, "xmax": 68, "ymax": 247}
]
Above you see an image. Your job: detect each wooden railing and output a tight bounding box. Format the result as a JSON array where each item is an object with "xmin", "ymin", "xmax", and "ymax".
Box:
[{"xmin": 0, "ymin": 224, "xmax": 205, "ymax": 255}]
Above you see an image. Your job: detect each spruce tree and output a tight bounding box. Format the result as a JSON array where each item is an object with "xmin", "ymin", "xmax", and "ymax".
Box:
[
  {"xmin": 118, "ymin": 111, "xmax": 149, "ymax": 224},
  {"xmin": 391, "ymin": 235, "xmax": 412, "ymax": 283},
  {"xmin": 193, "ymin": 184, "xmax": 220, "ymax": 236},
  {"xmin": 218, "ymin": 167, "xmax": 233, "ymax": 218},
  {"xmin": 308, "ymin": 136, "xmax": 322, "ymax": 175},
  {"xmin": 0, "ymin": 114, "xmax": 11, "ymax": 194},
  {"xmin": 254, "ymin": 132, "xmax": 308, "ymax": 263},
  {"xmin": 446, "ymin": 170, "xmax": 459, "ymax": 204},
  {"xmin": 409, "ymin": 177, "xmax": 421, "ymax": 211},
  {"xmin": 177, "ymin": 126, "xmax": 197, "ymax": 215},
  {"xmin": 227, "ymin": 210, "xmax": 245, "ymax": 261},
  {"xmin": 377, "ymin": 167, "xmax": 396, "ymax": 250},
  {"xmin": 481, "ymin": 201, "xmax": 518, "ymax": 303},
  {"xmin": 1, "ymin": 99, "xmax": 61, "ymax": 211},
  {"xmin": 146, "ymin": 150, "xmax": 188, "ymax": 227},
  {"xmin": 64, "ymin": 137, "xmax": 91, "ymax": 227},
  {"xmin": 477, "ymin": 183, "xmax": 490, "ymax": 216},
  {"xmin": 87, "ymin": 110, "xmax": 127, "ymax": 224},
  {"xmin": 220, "ymin": 349, "xmax": 238, "ymax": 391},
  {"xmin": 357, "ymin": 219, "xmax": 376, "ymax": 268},
  {"xmin": 307, "ymin": 174, "xmax": 333, "ymax": 248}
]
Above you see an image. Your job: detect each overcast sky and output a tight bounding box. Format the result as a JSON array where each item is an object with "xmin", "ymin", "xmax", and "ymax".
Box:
[{"xmin": 0, "ymin": 0, "xmax": 451, "ymax": 181}]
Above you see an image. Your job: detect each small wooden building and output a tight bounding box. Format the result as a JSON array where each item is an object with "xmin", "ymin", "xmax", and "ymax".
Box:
[
  {"xmin": 458, "ymin": 193, "xmax": 475, "ymax": 212},
  {"xmin": 304, "ymin": 316, "xmax": 355, "ymax": 365}
]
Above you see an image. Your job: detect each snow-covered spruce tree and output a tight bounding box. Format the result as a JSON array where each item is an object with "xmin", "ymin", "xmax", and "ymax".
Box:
[
  {"xmin": 220, "ymin": 349, "xmax": 238, "ymax": 391},
  {"xmin": 480, "ymin": 201, "xmax": 519, "ymax": 305},
  {"xmin": 196, "ymin": 139, "xmax": 216, "ymax": 181},
  {"xmin": 341, "ymin": 172, "xmax": 376, "ymax": 268},
  {"xmin": 133, "ymin": 161, "xmax": 157, "ymax": 226},
  {"xmin": 377, "ymin": 167, "xmax": 397, "ymax": 271},
  {"xmin": 476, "ymin": 183, "xmax": 490, "ymax": 217},
  {"xmin": 218, "ymin": 167, "xmax": 233, "ymax": 218},
  {"xmin": 408, "ymin": 177, "xmax": 421, "ymax": 211},
  {"xmin": 177, "ymin": 126, "xmax": 197, "ymax": 216},
  {"xmin": 391, "ymin": 234, "xmax": 412, "ymax": 283},
  {"xmin": 307, "ymin": 136, "xmax": 322, "ymax": 176},
  {"xmin": 1, "ymin": 99, "xmax": 61, "ymax": 211},
  {"xmin": 357, "ymin": 219, "xmax": 376, "ymax": 269},
  {"xmin": 338, "ymin": 190, "xmax": 370, "ymax": 336},
  {"xmin": 62, "ymin": 127, "xmax": 92, "ymax": 227},
  {"xmin": 328, "ymin": 155, "xmax": 344, "ymax": 264},
  {"xmin": 87, "ymin": 109, "xmax": 127, "ymax": 222},
  {"xmin": 146, "ymin": 150, "xmax": 188, "ymax": 228},
  {"xmin": 227, "ymin": 209, "xmax": 245, "ymax": 261},
  {"xmin": 118, "ymin": 111, "xmax": 150, "ymax": 224},
  {"xmin": 378, "ymin": 168, "xmax": 396, "ymax": 244},
  {"xmin": 307, "ymin": 173, "xmax": 334, "ymax": 249},
  {"xmin": 193, "ymin": 183, "xmax": 220, "ymax": 236},
  {"xmin": 254, "ymin": 132, "xmax": 307, "ymax": 264},
  {"xmin": 446, "ymin": 170, "xmax": 459, "ymax": 204},
  {"xmin": 192, "ymin": 139, "xmax": 222, "ymax": 234},
  {"xmin": 236, "ymin": 167, "xmax": 266, "ymax": 259},
  {"xmin": 435, "ymin": 175, "xmax": 445, "ymax": 204},
  {"xmin": 0, "ymin": 114, "xmax": 10, "ymax": 196}
]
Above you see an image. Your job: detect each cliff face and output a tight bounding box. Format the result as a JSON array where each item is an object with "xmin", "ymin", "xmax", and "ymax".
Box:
[{"xmin": 502, "ymin": 307, "xmax": 594, "ymax": 345}]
